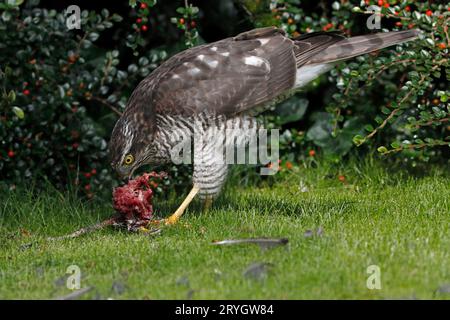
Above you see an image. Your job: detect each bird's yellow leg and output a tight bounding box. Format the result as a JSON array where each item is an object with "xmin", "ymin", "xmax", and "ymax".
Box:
[
  {"xmin": 203, "ymin": 195, "xmax": 213, "ymax": 211},
  {"xmin": 164, "ymin": 185, "xmax": 200, "ymax": 225}
]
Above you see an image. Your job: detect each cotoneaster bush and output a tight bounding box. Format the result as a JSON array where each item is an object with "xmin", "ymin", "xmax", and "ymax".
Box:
[
  {"xmin": 0, "ymin": 1, "xmax": 172, "ymax": 197},
  {"xmin": 243, "ymin": 0, "xmax": 449, "ymax": 166},
  {"xmin": 1, "ymin": 0, "xmax": 448, "ymax": 198}
]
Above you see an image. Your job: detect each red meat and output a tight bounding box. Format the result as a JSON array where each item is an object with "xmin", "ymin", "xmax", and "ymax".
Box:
[{"xmin": 112, "ymin": 172, "xmax": 166, "ymax": 229}]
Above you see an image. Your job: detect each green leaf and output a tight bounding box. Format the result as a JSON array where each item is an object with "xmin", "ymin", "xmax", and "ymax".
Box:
[
  {"xmin": 372, "ymin": 115, "xmax": 381, "ymax": 124},
  {"xmin": 275, "ymin": 97, "xmax": 309, "ymax": 124},
  {"xmin": 352, "ymin": 135, "xmax": 365, "ymax": 146},
  {"xmin": 111, "ymin": 14, "xmax": 123, "ymax": 22},
  {"xmin": 425, "ymin": 38, "xmax": 434, "ymax": 46},
  {"xmin": 332, "ymin": 1, "xmax": 340, "ymax": 10},
  {"xmin": 191, "ymin": 7, "xmax": 199, "ymax": 15},
  {"xmin": 390, "ymin": 141, "xmax": 400, "ymax": 149},
  {"xmin": 57, "ymin": 86, "xmax": 65, "ymax": 98},
  {"xmin": 377, "ymin": 146, "xmax": 388, "ymax": 153},
  {"xmin": 1, "ymin": 11, "xmax": 12, "ymax": 22},
  {"xmin": 12, "ymin": 106, "xmax": 24, "ymax": 119},
  {"xmin": 89, "ymin": 32, "xmax": 99, "ymax": 42},
  {"xmin": 138, "ymin": 57, "xmax": 149, "ymax": 66},
  {"xmin": 8, "ymin": 90, "xmax": 16, "ymax": 103},
  {"xmin": 381, "ymin": 107, "xmax": 390, "ymax": 115}
]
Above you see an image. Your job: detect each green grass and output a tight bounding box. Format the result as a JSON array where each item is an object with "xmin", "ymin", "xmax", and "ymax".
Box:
[{"xmin": 1, "ymin": 160, "xmax": 449, "ymax": 299}]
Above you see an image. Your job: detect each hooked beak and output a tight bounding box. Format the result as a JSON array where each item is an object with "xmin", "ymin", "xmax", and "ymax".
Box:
[{"xmin": 115, "ymin": 165, "xmax": 136, "ymax": 181}]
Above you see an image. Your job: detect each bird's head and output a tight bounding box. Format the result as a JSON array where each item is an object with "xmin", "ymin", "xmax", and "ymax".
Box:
[{"xmin": 109, "ymin": 113, "xmax": 155, "ymax": 180}]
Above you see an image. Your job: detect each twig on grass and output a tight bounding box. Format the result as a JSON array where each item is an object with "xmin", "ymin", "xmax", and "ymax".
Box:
[
  {"xmin": 212, "ymin": 238, "xmax": 289, "ymax": 250},
  {"xmin": 46, "ymin": 216, "xmax": 120, "ymax": 241},
  {"xmin": 20, "ymin": 215, "xmax": 162, "ymax": 249},
  {"xmin": 54, "ymin": 287, "xmax": 93, "ymax": 300}
]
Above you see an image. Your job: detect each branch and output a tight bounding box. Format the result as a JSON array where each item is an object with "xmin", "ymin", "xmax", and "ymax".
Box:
[
  {"xmin": 365, "ymin": 68, "xmax": 433, "ymax": 141},
  {"xmin": 381, "ymin": 140, "xmax": 449, "ymax": 155},
  {"xmin": 414, "ymin": 117, "xmax": 449, "ymax": 128},
  {"xmin": 91, "ymin": 96, "xmax": 123, "ymax": 116},
  {"xmin": 356, "ymin": 9, "xmax": 411, "ymax": 21}
]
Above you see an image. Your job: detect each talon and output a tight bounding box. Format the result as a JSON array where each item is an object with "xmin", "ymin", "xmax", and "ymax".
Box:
[
  {"xmin": 164, "ymin": 215, "xmax": 179, "ymax": 226},
  {"xmin": 162, "ymin": 185, "xmax": 200, "ymax": 226},
  {"xmin": 138, "ymin": 226, "xmax": 150, "ymax": 233},
  {"xmin": 149, "ymin": 219, "xmax": 164, "ymax": 226}
]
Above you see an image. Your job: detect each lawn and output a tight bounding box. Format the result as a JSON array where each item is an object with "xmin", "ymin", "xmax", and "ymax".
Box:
[{"xmin": 0, "ymin": 160, "xmax": 449, "ymax": 299}]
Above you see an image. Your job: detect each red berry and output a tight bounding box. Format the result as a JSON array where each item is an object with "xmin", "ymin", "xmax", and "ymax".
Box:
[
  {"xmin": 285, "ymin": 161, "xmax": 293, "ymax": 170},
  {"xmin": 136, "ymin": 18, "xmax": 142, "ymax": 24},
  {"xmin": 308, "ymin": 150, "xmax": 316, "ymax": 157},
  {"xmin": 426, "ymin": 10, "xmax": 433, "ymax": 17},
  {"xmin": 179, "ymin": 18, "xmax": 185, "ymax": 24},
  {"xmin": 383, "ymin": 3, "xmax": 389, "ymax": 8},
  {"xmin": 68, "ymin": 54, "xmax": 78, "ymax": 63},
  {"xmin": 23, "ymin": 82, "xmax": 28, "ymax": 87},
  {"xmin": 395, "ymin": 21, "xmax": 402, "ymax": 27},
  {"xmin": 338, "ymin": 175, "xmax": 346, "ymax": 182},
  {"xmin": 141, "ymin": 25, "xmax": 148, "ymax": 31},
  {"xmin": 405, "ymin": 6, "xmax": 410, "ymax": 12},
  {"xmin": 91, "ymin": 168, "xmax": 97, "ymax": 175},
  {"xmin": 439, "ymin": 43, "xmax": 446, "ymax": 49},
  {"xmin": 72, "ymin": 143, "xmax": 79, "ymax": 149},
  {"xmin": 7, "ymin": 150, "xmax": 15, "ymax": 158},
  {"xmin": 23, "ymin": 89, "xmax": 30, "ymax": 96},
  {"xmin": 190, "ymin": 20, "xmax": 196, "ymax": 28},
  {"xmin": 140, "ymin": 3, "xmax": 147, "ymax": 9},
  {"xmin": 84, "ymin": 172, "xmax": 92, "ymax": 178},
  {"xmin": 377, "ymin": 0, "xmax": 383, "ymax": 6},
  {"xmin": 84, "ymin": 184, "xmax": 91, "ymax": 191}
]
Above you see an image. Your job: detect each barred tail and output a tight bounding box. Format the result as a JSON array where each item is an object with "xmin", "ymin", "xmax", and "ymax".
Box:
[{"xmin": 308, "ymin": 30, "xmax": 420, "ymax": 65}]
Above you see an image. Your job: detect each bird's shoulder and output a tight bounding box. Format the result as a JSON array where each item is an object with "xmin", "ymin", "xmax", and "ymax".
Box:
[{"xmin": 149, "ymin": 27, "xmax": 297, "ymax": 117}]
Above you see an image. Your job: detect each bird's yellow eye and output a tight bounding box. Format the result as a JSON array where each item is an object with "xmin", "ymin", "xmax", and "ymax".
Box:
[{"xmin": 123, "ymin": 154, "xmax": 134, "ymax": 165}]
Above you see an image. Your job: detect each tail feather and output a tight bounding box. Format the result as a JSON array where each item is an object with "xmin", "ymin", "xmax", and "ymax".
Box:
[{"xmin": 308, "ymin": 30, "xmax": 419, "ymax": 65}]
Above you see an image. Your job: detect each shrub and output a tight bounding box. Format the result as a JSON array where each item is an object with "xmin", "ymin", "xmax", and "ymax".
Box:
[
  {"xmin": 0, "ymin": 1, "xmax": 160, "ymax": 196},
  {"xmin": 244, "ymin": 0, "xmax": 449, "ymax": 165},
  {"xmin": 1, "ymin": 0, "xmax": 448, "ymax": 198}
]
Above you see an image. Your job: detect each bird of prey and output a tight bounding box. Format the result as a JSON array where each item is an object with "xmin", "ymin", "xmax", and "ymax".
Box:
[{"xmin": 109, "ymin": 27, "xmax": 418, "ymax": 225}]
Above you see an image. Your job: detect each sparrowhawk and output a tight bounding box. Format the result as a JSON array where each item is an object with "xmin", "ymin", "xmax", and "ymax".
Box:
[{"xmin": 109, "ymin": 27, "xmax": 418, "ymax": 224}]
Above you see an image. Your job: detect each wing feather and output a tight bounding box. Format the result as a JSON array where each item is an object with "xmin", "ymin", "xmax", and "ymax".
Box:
[{"xmin": 152, "ymin": 28, "xmax": 297, "ymax": 117}]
